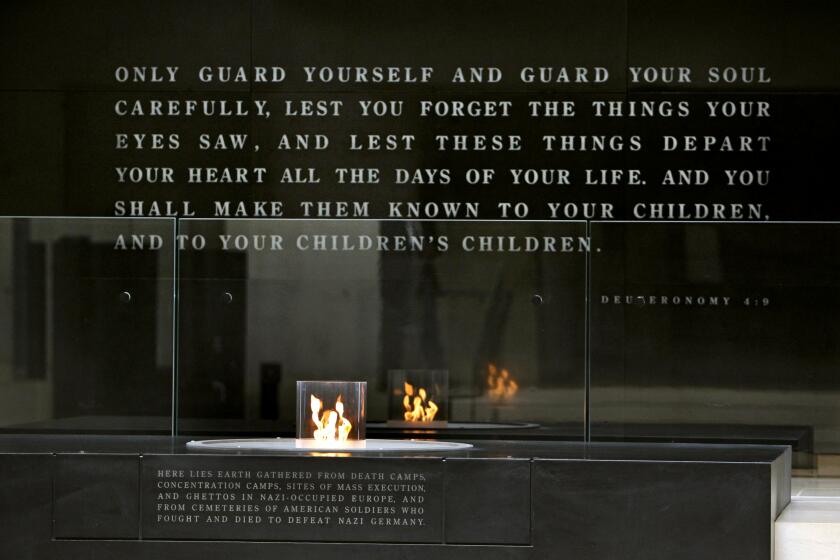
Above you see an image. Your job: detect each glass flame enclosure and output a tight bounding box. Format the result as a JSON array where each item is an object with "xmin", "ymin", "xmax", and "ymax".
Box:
[{"xmin": 296, "ymin": 380, "xmax": 366, "ymax": 444}]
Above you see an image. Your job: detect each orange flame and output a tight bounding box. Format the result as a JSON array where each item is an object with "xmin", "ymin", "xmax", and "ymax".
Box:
[
  {"xmin": 310, "ymin": 394, "xmax": 353, "ymax": 441},
  {"xmin": 402, "ymin": 382, "xmax": 439, "ymax": 423},
  {"xmin": 487, "ymin": 363, "xmax": 518, "ymax": 400}
]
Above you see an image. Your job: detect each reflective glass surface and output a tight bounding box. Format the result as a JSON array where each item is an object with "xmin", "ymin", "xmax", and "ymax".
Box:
[
  {"xmin": 176, "ymin": 219, "xmax": 587, "ymax": 437},
  {"xmin": 590, "ymin": 222, "xmax": 840, "ymax": 470},
  {"xmin": 0, "ymin": 217, "xmax": 175, "ymax": 433},
  {"xmin": 2, "ymin": 216, "xmax": 839, "ymax": 474}
]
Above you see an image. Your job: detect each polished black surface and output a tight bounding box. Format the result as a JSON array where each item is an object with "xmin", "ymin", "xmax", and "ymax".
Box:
[
  {"xmin": 444, "ymin": 458, "xmax": 531, "ymax": 545},
  {"xmin": 534, "ymin": 460, "xmax": 774, "ymax": 560},
  {"xmin": 0, "ymin": 455, "xmax": 52, "ymax": 559},
  {"xmin": 0, "ymin": 435, "xmax": 789, "ymax": 559},
  {"xmin": 54, "ymin": 454, "xmax": 140, "ymax": 539},
  {"xmin": 627, "ymin": 0, "xmax": 840, "ymax": 91},
  {"xmin": 0, "ymin": 434, "xmax": 790, "ymax": 463}
]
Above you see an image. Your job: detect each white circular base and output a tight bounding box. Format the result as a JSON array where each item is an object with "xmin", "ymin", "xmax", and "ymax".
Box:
[{"xmin": 186, "ymin": 438, "xmax": 473, "ymax": 453}]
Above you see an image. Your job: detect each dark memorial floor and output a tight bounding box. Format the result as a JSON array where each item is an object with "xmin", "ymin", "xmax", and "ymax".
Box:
[{"xmin": 0, "ymin": 435, "xmax": 789, "ymax": 560}]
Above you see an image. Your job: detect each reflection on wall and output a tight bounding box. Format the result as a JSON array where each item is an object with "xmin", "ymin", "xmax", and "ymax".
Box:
[
  {"xmin": 176, "ymin": 220, "xmax": 586, "ymax": 431},
  {"xmin": 179, "ymin": 243, "xmax": 247, "ymax": 420},
  {"xmin": 0, "ymin": 218, "xmax": 174, "ymax": 432},
  {"xmin": 6, "ymin": 217, "xmax": 838, "ymax": 467},
  {"xmin": 0, "ymin": 221, "xmax": 51, "ymax": 425},
  {"xmin": 246, "ymin": 221, "xmax": 382, "ymax": 423},
  {"xmin": 590, "ymin": 223, "xmax": 840, "ymax": 459},
  {"xmin": 52, "ymin": 237, "xmax": 167, "ymax": 418}
]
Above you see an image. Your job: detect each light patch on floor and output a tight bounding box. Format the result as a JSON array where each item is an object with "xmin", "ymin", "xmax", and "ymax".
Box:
[{"xmin": 776, "ymin": 478, "xmax": 840, "ymax": 559}]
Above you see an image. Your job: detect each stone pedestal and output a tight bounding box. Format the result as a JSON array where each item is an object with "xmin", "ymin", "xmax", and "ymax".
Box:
[{"xmin": 0, "ymin": 435, "xmax": 789, "ymax": 559}]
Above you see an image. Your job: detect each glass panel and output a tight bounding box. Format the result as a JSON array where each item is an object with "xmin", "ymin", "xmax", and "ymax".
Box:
[
  {"xmin": 0, "ymin": 217, "xmax": 175, "ymax": 433},
  {"xmin": 177, "ymin": 219, "xmax": 587, "ymax": 439},
  {"xmin": 590, "ymin": 221, "xmax": 840, "ymax": 474}
]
